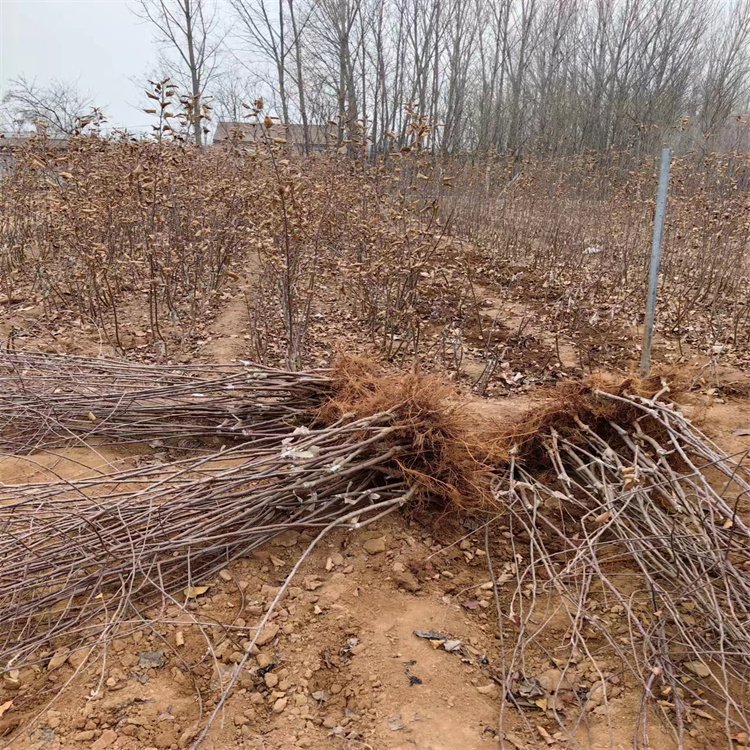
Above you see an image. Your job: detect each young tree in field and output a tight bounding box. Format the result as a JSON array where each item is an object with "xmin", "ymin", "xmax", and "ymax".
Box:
[
  {"xmin": 1, "ymin": 77, "xmax": 94, "ymax": 135},
  {"xmin": 136, "ymin": 0, "xmax": 220, "ymax": 145}
]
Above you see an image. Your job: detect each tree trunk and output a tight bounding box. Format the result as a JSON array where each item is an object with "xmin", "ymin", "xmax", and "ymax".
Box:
[
  {"xmin": 278, "ymin": 0, "xmax": 290, "ymax": 124},
  {"xmin": 183, "ymin": 0, "xmax": 203, "ymax": 146},
  {"xmin": 287, "ymin": 0, "xmax": 310, "ymax": 154}
]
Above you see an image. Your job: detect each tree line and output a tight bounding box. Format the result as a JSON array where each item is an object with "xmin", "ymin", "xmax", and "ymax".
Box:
[{"xmin": 4, "ymin": 0, "xmax": 750, "ymax": 156}]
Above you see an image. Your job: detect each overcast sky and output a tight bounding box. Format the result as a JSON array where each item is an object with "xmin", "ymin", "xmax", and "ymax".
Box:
[{"xmin": 1, "ymin": 0, "xmax": 162, "ymax": 132}]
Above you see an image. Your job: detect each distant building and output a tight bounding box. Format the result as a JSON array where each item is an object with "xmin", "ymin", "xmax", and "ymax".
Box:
[
  {"xmin": 0, "ymin": 133, "xmax": 70, "ymax": 173},
  {"xmin": 0, "ymin": 133, "xmax": 69, "ymax": 150},
  {"xmin": 212, "ymin": 121, "xmax": 331, "ymax": 153}
]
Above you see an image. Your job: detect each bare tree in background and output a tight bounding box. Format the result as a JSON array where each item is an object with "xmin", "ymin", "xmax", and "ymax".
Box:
[
  {"xmin": 9, "ymin": 0, "xmax": 750, "ymax": 158},
  {"xmin": 698, "ymin": 0, "xmax": 750, "ymax": 138},
  {"xmin": 229, "ymin": 0, "xmax": 292, "ymax": 125},
  {"xmin": 212, "ymin": 64, "xmax": 261, "ymax": 121},
  {"xmin": 287, "ymin": 0, "xmax": 312, "ymax": 153},
  {"xmin": 136, "ymin": 0, "xmax": 220, "ymax": 145},
  {"xmin": 220, "ymin": 0, "xmax": 312, "ymax": 151},
  {"xmin": 1, "ymin": 77, "xmax": 94, "ymax": 136},
  {"xmin": 316, "ymin": 0, "xmax": 365, "ymax": 150}
]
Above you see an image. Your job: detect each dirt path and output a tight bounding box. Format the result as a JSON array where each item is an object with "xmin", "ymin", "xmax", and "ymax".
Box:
[{"xmin": 199, "ymin": 288, "xmax": 250, "ymax": 363}]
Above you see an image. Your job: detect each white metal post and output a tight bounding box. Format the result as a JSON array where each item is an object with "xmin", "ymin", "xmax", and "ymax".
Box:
[{"xmin": 640, "ymin": 147, "xmax": 672, "ymax": 377}]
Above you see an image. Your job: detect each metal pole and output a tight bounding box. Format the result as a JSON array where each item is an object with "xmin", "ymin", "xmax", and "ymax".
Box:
[{"xmin": 640, "ymin": 147, "xmax": 672, "ymax": 377}]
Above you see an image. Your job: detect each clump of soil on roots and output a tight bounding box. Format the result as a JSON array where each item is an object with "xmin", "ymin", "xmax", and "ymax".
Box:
[{"xmin": 321, "ymin": 356, "xmax": 510, "ymax": 513}]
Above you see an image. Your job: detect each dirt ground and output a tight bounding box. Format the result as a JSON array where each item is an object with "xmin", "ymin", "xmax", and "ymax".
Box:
[
  {"xmin": 2, "ymin": 398, "xmax": 748, "ymax": 750},
  {"xmin": 1, "ymin": 276, "xmax": 750, "ymax": 750},
  {"xmin": 0, "ymin": 451, "xmax": 687, "ymax": 750}
]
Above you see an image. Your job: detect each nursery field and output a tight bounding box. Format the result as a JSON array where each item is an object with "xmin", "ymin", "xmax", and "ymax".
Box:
[{"xmin": 0, "ymin": 134, "xmax": 749, "ymax": 750}]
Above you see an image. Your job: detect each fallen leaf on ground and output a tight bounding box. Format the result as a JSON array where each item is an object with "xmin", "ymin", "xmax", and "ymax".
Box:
[
  {"xmin": 536, "ymin": 724, "xmax": 556, "ymax": 744},
  {"xmin": 685, "ymin": 661, "xmax": 711, "ymax": 678},
  {"xmin": 414, "ymin": 630, "xmax": 448, "ymax": 641},
  {"xmin": 184, "ymin": 585, "xmax": 210, "ymax": 598},
  {"xmin": 388, "ymin": 714, "xmax": 406, "ymax": 731}
]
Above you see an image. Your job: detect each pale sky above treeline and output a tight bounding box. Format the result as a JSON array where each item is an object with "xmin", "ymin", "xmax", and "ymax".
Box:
[{"xmin": 2, "ymin": 0, "xmax": 162, "ymax": 131}]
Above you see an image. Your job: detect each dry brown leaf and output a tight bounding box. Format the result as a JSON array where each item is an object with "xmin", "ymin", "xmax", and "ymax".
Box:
[
  {"xmin": 536, "ymin": 724, "xmax": 556, "ymax": 745},
  {"xmin": 692, "ymin": 708, "xmax": 715, "ymax": 720},
  {"xmin": 183, "ymin": 585, "xmax": 210, "ymax": 598},
  {"xmin": 0, "ymin": 700, "xmax": 13, "ymax": 718},
  {"xmin": 502, "ymin": 733, "xmax": 526, "ymax": 750},
  {"xmin": 684, "ymin": 661, "xmax": 711, "ymax": 678}
]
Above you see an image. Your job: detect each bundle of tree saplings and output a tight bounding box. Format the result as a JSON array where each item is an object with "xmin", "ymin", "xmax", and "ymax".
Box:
[
  {"xmin": 0, "ymin": 351, "xmax": 332, "ymax": 453},
  {"xmin": 2, "ymin": 355, "xmax": 750, "ymax": 748},
  {"xmin": 0, "ymin": 412, "xmax": 408, "ymax": 678},
  {"xmin": 496, "ymin": 381, "xmax": 750, "ymax": 745}
]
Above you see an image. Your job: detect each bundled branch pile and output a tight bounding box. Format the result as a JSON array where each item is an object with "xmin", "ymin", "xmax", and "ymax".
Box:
[
  {"xmin": 1, "ymin": 355, "xmax": 477, "ymax": 709},
  {"xmin": 1, "ymin": 354, "xmax": 750, "ymax": 746},
  {"xmin": 499, "ymin": 381, "xmax": 750, "ymax": 742},
  {"xmin": 0, "ymin": 412, "xmax": 408, "ymax": 676},
  {"xmin": 0, "ymin": 351, "xmax": 331, "ymax": 452}
]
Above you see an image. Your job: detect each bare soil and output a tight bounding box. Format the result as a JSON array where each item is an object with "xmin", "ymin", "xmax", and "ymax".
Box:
[{"xmin": 0, "ymin": 450, "xmax": 685, "ymax": 750}]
